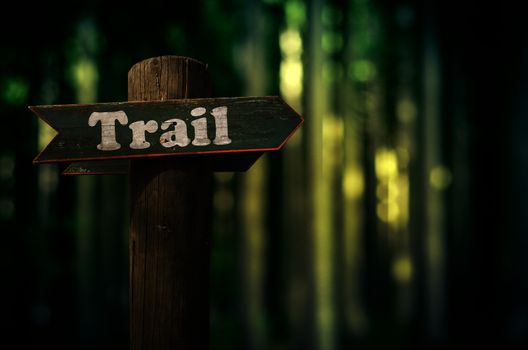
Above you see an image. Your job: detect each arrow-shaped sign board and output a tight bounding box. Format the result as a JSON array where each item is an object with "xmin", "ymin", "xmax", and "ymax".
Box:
[{"xmin": 30, "ymin": 96, "xmax": 303, "ymax": 170}]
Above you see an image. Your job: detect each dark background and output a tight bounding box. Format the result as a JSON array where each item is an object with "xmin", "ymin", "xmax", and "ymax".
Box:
[{"xmin": 1, "ymin": 0, "xmax": 527, "ymax": 348}]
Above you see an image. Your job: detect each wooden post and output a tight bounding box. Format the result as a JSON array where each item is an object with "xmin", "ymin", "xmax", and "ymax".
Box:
[
  {"xmin": 128, "ymin": 56, "xmax": 212, "ymax": 349},
  {"xmin": 31, "ymin": 53, "xmax": 302, "ymax": 349}
]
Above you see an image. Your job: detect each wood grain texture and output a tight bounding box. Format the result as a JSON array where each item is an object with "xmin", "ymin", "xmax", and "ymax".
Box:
[{"xmin": 129, "ymin": 56, "xmax": 212, "ymax": 350}]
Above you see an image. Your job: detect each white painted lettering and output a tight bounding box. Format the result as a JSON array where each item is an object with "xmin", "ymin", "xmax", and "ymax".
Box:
[
  {"xmin": 210, "ymin": 106, "xmax": 231, "ymax": 145},
  {"xmin": 160, "ymin": 118, "xmax": 190, "ymax": 148},
  {"xmin": 190, "ymin": 107, "xmax": 206, "ymax": 117},
  {"xmin": 89, "ymin": 106, "xmax": 231, "ymax": 151},
  {"xmin": 129, "ymin": 120, "xmax": 158, "ymax": 149},
  {"xmin": 88, "ymin": 111, "xmax": 128, "ymax": 151},
  {"xmin": 190, "ymin": 107, "xmax": 210, "ymax": 146}
]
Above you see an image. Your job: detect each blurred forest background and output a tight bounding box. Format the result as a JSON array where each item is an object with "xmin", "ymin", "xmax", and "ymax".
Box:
[{"xmin": 1, "ymin": 0, "xmax": 527, "ymax": 349}]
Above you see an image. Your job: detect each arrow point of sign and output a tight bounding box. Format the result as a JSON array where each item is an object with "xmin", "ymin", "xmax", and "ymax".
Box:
[
  {"xmin": 273, "ymin": 97, "xmax": 304, "ymax": 151},
  {"xmin": 29, "ymin": 105, "xmax": 61, "ymax": 164}
]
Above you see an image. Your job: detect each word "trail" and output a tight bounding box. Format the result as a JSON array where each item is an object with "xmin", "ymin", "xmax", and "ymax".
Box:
[{"xmin": 88, "ymin": 106, "xmax": 232, "ymax": 151}]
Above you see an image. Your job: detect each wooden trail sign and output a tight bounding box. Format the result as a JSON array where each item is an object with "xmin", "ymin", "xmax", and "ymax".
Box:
[
  {"xmin": 30, "ymin": 96, "xmax": 302, "ymax": 171},
  {"xmin": 31, "ymin": 55, "xmax": 304, "ymax": 349}
]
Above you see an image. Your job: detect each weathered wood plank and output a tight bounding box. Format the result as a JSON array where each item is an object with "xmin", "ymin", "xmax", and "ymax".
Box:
[{"xmin": 30, "ymin": 96, "xmax": 303, "ymax": 164}]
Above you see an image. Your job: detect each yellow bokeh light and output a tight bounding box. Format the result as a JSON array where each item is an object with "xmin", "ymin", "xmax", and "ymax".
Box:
[
  {"xmin": 343, "ymin": 166, "xmax": 364, "ymax": 200},
  {"xmin": 280, "ymin": 58, "xmax": 303, "ymax": 100},
  {"xmin": 280, "ymin": 29, "xmax": 302, "ymax": 57},
  {"xmin": 375, "ymin": 148, "xmax": 398, "ymax": 178},
  {"xmin": 430, "ymin": 165, "xmax": 452, "ymax": 190},
  {"xmin": 393, "ymin": 255, "xmax": 413, "ymax": 282},
  {"xmin": 375, "ymin": 148, "xmax": 407, "ymax": 226}
]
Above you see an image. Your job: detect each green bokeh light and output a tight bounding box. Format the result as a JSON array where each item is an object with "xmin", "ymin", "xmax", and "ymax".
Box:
[{"xmin": 2, "ymin": 77, "xmax": 28, "ymax": 106}]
